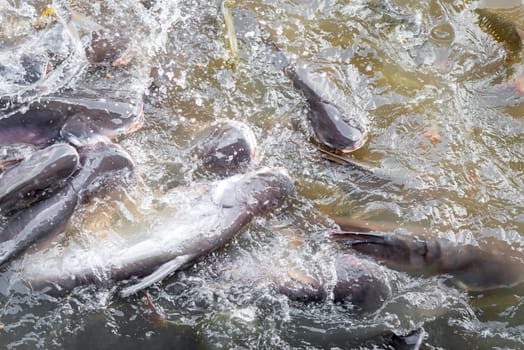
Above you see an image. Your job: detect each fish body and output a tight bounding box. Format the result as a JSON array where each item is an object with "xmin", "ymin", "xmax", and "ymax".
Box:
[
  {"xmin": 19, "ymin": 167, "xmax": 293, "ymax": 296},
  {"xmin": 0, "ymin": 93, "xmax": 143, "ymax": 146},
  {"xmin": 0, "ymin": 142, "xmax": 134, "ymax": 267},
  {"xmin": 332, "ymin": 231, "xmax": 524, "ymax": 291},
  {"xmin": 284, "ymin": 64, "xmax": 368, "ymax": 152},
  {"xmin": 0, "ymin": 143, "xmax": 79, "ymax": 215}
]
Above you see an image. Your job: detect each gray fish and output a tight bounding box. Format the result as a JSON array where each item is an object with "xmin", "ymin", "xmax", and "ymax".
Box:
[
  {"xmin": 274, "ymin": 254, "xmax": 391, "ymax": 313},
  {"xmin": 284, "ymin": 63, "xmax": 369, "ymax": 152},
  {"xmin": 0, "ymin": 143, "xmax": 79, "ymax": 215},
  {"xmin": 0, "ymin": 93, "xmax": 143, "ymax": 146},
  {"xmin": 191, "ymin": 119, "xmax": 257, "ymax": 176},
  {"xmin": 332, "ymin": 231, "xmax": 524, "ymax": 291},
  {"xmin": 265, "ymin": 38, "xmax": 368, "ymax": 153},
  {"xmin": 19, "ymin": 167, "xmax": 293, "ymax": 297},
  {"xmin": 0, "ymin": 142, "xmax": 134, "ymax": 267}
]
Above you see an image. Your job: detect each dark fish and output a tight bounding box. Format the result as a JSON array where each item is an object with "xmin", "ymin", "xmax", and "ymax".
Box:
[
  {"xmin": 191, "ymin": 120, "xmax": 257, "ymax": 176},
  {"xmin": 284, "ymin": 64, "xmax": 369, "ymax": 152},
  {"xmin": 331, "ymin": 231, "xmax": 524, "ymax": 291},
  {"xmin": 0, "ymin": 93, "xmax": 143, "ymax": 146},
  {"xmin": 275, "ymin": 267, "xmax": 327, "ymax": 303},
  {"xmin": 71, "ymin": 142, "xmax": 135, "ymax": 202},
  {"xmin": 0, "ymin": 143, "xmax": 79, "ymax": 215},
  {"xmin": 19, "ymin": 167, "xmax": 293, "ymax": 297},
  {"xmin": 0, "ymin": 182, "xmax": 79, "ymax": 268},
  {"xmin": 273, "ymin": 254, "xmax": 390, "ymax": 312},
  {"xmin": 381, "ymin": 328, "xmax": 425, "ymax": 350},
  {"xmin": 0, "ymin": 142, "xmax": 134, "ymax": 267},
  {"xmin": 332, "ymin": 254, "xmax": 391, "ymax": 313},
  {"xmin": 265, "ymin": 39, "xmax": 368, "ymax": 153}
]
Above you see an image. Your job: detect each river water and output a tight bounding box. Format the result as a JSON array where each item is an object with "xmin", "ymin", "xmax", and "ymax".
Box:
[{"xmin": 0, "ymin": 0, "xmax": 523, "ymax": 349}]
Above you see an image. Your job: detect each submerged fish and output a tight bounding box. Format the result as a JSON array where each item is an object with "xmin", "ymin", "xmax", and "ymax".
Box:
[
  {"xmin": 274, "ymin": 254, "xmax": 391, "ymax": 313},
  {"xmin": 475, "ymin": 8, "xmax": 524, "ymax": 60},
  {"xmin": 18, "ymin": 167, "xmax": 293, "ymax": 297},
  {"xmin": 332, "ymin": 231, "xmax": 524, "ymax": 292}
]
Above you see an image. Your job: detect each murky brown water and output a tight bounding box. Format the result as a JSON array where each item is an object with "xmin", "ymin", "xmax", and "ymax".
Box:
[{"xmin": 0, "ymin": 0, "xmax": 523, "ymax": 348}]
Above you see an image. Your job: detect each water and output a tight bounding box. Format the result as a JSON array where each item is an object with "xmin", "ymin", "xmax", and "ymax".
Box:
[{"xmin": 0, "ymin": 0, "xmax": 523, "ymax": 348}]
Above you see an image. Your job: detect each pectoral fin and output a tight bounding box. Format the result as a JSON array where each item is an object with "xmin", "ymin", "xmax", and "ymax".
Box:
[{"xmin": 120, "ymin": 254, "xmax": 193, "ymax": 298}]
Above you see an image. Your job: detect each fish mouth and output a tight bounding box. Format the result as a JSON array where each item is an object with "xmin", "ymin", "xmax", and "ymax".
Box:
[
  {"xmin": 316, "ymin": 127, "xmax": 369, "ymax": 154},
  {"xmin": 313, "ymin": 115, "xmax": 369, "ymax": 154},
  {"xmin": 339, "ymin": 128, "xmax": 369, "ymax": 153}
]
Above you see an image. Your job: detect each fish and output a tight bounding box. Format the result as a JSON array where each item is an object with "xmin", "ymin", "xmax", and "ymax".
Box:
[
  {"xmin": 0, "ymin": 92, "xmax": 143, "ymax": 146},
  {"xmin": 0, "ymin": 143, "xmax": 79, "ymax": 215},
  {"xmin": 18, "ymin": 167, "xmax": 293, "ymax": 297},
  {"xmin": 274, "ymin": 254, "xmax": 391, "ymax": 313},
  {"xmin": 331, "ymin": 231, "xmax": 524, "ymax": 291},
  {"xmin": 475, "ymin": 8, "xmax": 524, "ymax": 61},
  {"xmin": 284, "ymin": 63, "xmax": 369, "ymax": 152},
  {"xmin": 264, "ymin": 37, "xmax": 369, "ymax": 153},
  {"xmin": 0, "ymin": 142, "xmax": 134, "ymax": 267},
  {"xmin": 191, "ymin": 119, "xmax": 257, "ymax": 176},
  {"xmin": 332, "ymin": 254, "xmax": 391, "ymax": 312}
]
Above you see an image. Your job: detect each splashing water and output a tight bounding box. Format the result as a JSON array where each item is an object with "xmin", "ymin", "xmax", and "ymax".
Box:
[{"xmin": 0, "ymin": 0, "xmax": 523, "ymax": 349}]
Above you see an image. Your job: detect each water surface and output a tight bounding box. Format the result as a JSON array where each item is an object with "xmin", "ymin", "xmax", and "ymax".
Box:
[{"xmin": 0, "ymin": 0, "xmax": 523, "ymax": 348}]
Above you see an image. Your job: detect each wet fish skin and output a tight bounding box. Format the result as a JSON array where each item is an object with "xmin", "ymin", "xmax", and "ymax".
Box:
[
  {"xmin": 0, "ymin": 93, "xmax": 143, "ymax": 146},
  {"xmin": 117, "ymin": 167, "xmax": 294, "ymax": 297},
  {"xmin": 381, "ymin": 328, "xmax": 425, "ymax": 350},
  {"xmin": 0, "ymin": 143, "xmax": 79, "ymax": 215},
  {"xmin": 264, "ymin": 34, "xmax": 368, "ymax": 153},
  {"xmin": 275, "ymin": 267, "xmax": 328, "ymax": 303},
  {"xmin": 21, "ymin": 168, "xmax": 293, "ymax": 295},
  {"xmin": 0, "ymin": 182, "xmax": 79, "ymax": 267},
  {"xmin": 273, "ymin": 254, "xmax": 390, "ymax": 312},
  {"xmin": 332, "ymin": 231, "xmax": 524, "ymax": 291},
  {"xmin": 0, "ymin": 142, "xmax": 134, "ymax": 267},
  {"xmin": 192, "ymin": 120, "xmax": 257, "ymax": 176},
  {"xmin": 333, "ymin": 254, "xmax": 391, "ymax": 313},
  {"xmin": 285, "ymin": 64, "xmax": 368, "ymax": 152},
  {"xmin": 71, "ymin": 142, "xmax": 135, "ymax": 202}
]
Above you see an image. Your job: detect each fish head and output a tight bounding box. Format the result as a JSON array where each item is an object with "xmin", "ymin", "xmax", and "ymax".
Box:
[
  {"xmin": 333, "ymin": 254, "xmax": 391, "ymax": 313},
  {"xmin": 59, "ymin": 95, "xmax": 144, "ymax": 145},
  {"xmin": 71, "ymin": 142, "xmax": 135, "ymax": 201},
  {"xmin": 331, "ymin": 231, "xmax": 433, "ymax": 268},
  {"xmin": 211, "ymin": 167, "xmax": 293, "ymax": 215},
  {"xmin": 312, "ymin": 102, "xmax": 369, "ymax": 153},
  {"xmin": 194, "ymin": 120, "xmax": 257, "ymax": 176}
]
